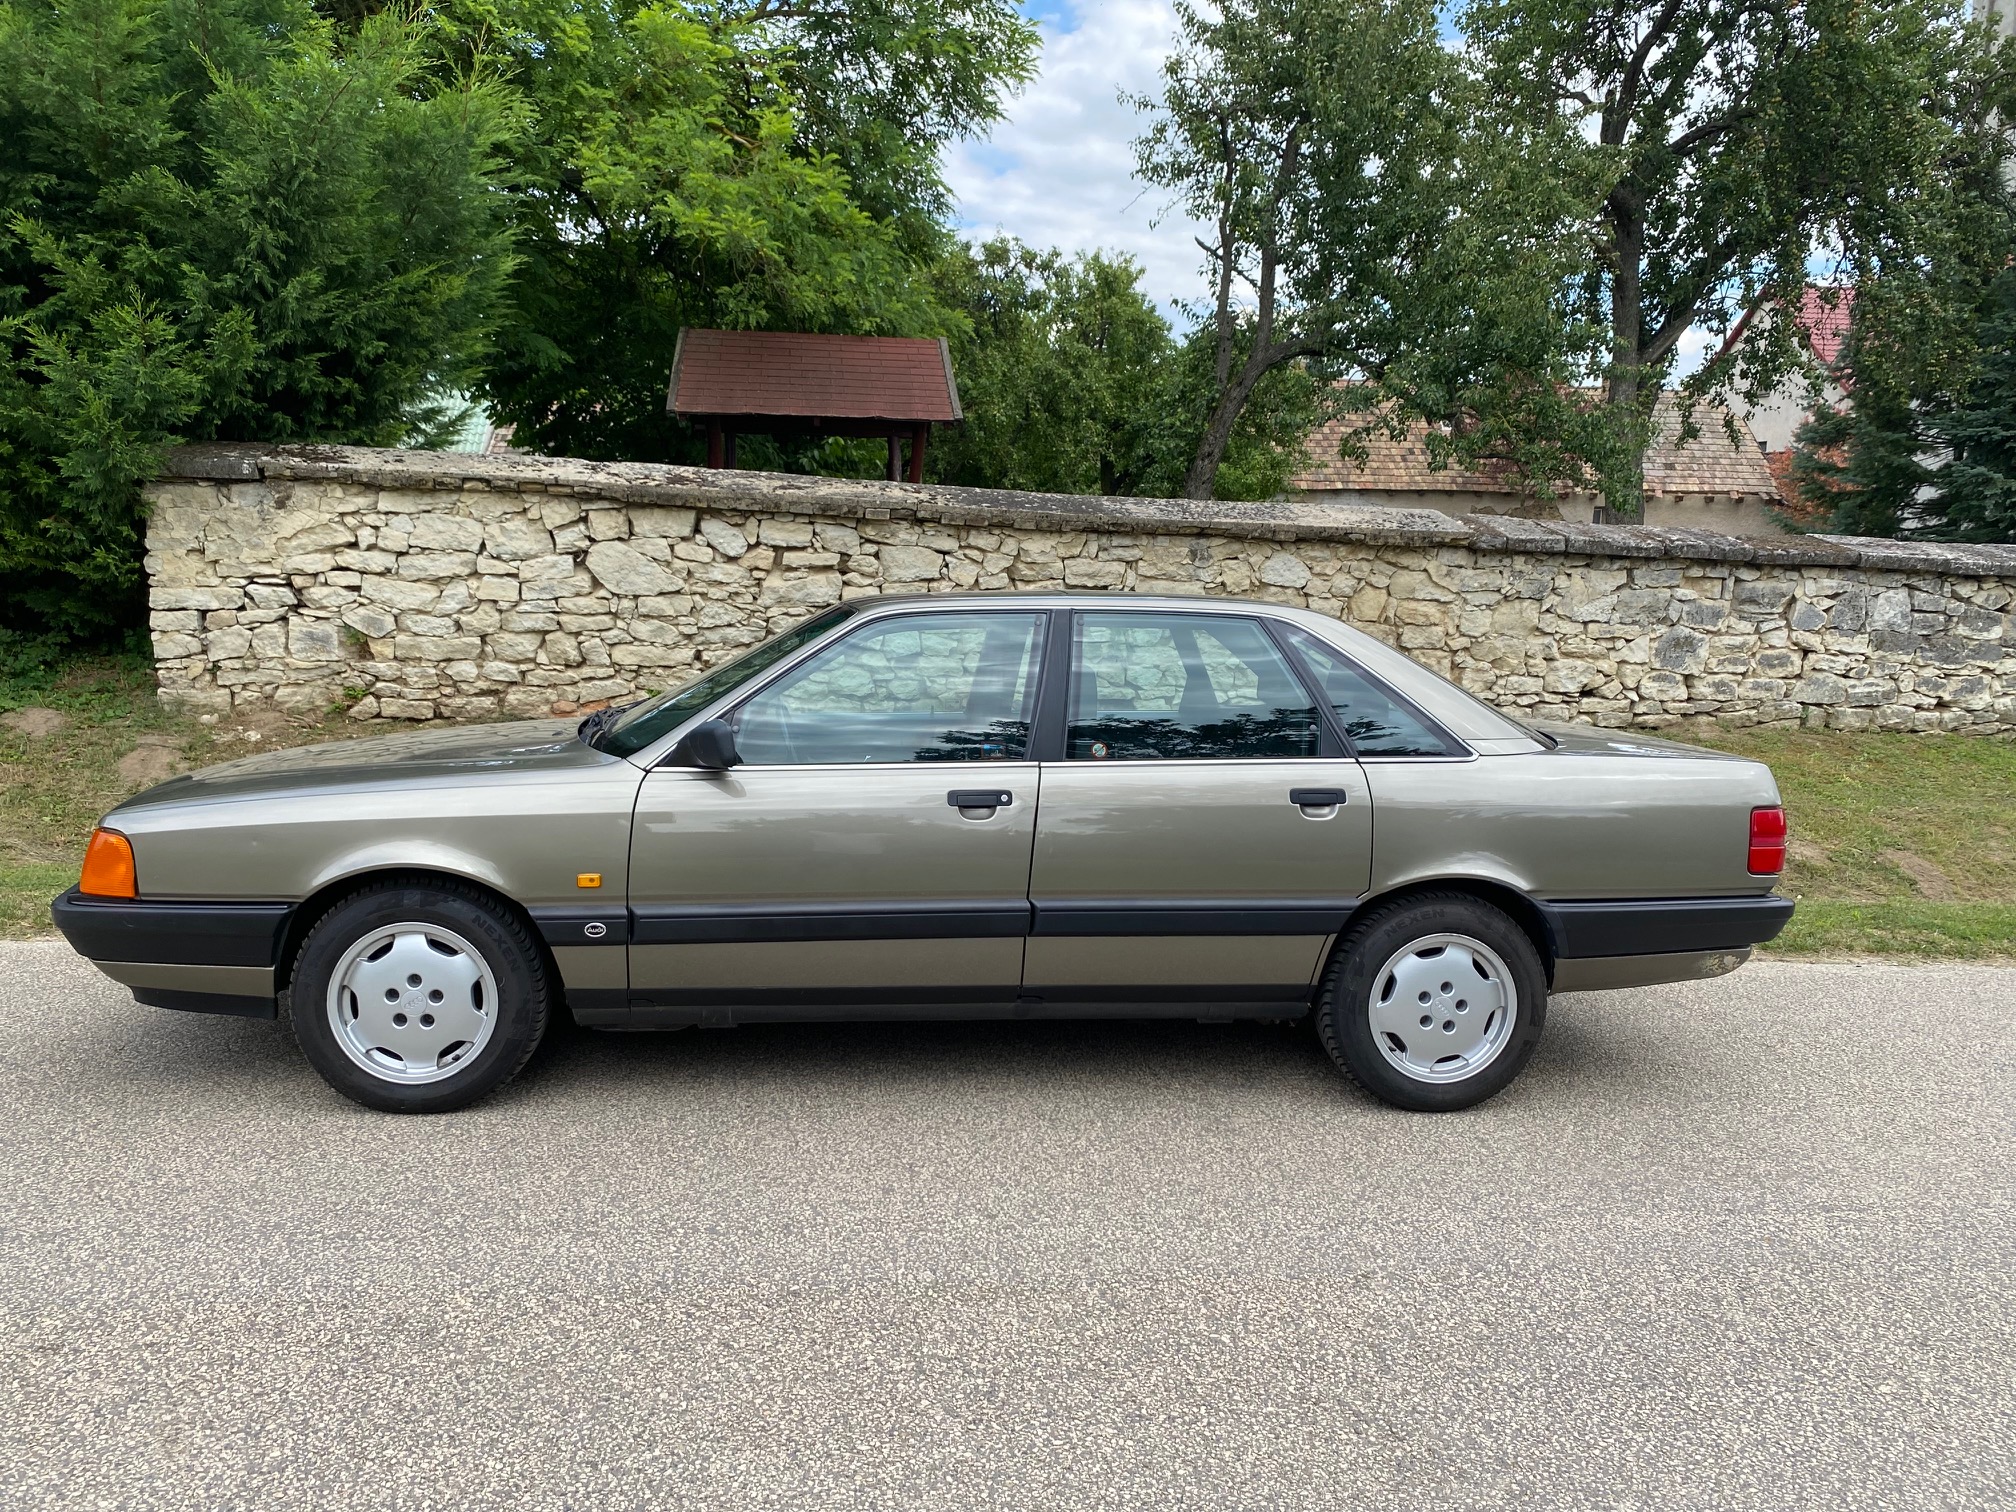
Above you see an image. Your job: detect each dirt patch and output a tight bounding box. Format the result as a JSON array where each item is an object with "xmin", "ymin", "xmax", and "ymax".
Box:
[
  {"xmin": 115, "ymin": 737, "xmax": 189, "ymax": 793},
  {"xmin": 1787, "ymin": 838, "xmax": 1831, "ymax": 868},
  {"xmin": 1, "ymin": 707, "xmax": 69, "ymax": 739},
  {"xmin": 1880, "ymin": 849, "xmax": 1955, "ymax": 901}
]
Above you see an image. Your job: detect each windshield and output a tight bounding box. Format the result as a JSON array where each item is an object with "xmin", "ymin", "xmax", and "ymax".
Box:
[{"xmin": 595, "ymin": 605, "xmax": 858, "ymax": 758}]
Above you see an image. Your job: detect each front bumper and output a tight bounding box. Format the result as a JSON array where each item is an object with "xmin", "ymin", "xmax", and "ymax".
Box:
[{"xmin": 51, "ymin": 890, "xmax": 292, "ymax": 1017}]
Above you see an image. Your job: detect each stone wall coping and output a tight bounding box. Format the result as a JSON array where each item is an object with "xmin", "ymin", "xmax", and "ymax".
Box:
[{"xmin": 160, "ymin": 443, "xmax": 2016, "ymax": 578}]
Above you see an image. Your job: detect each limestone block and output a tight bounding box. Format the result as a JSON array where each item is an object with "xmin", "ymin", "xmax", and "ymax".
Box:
[
  {"xmin": 396, "ymin": 551, "xmax": 478, "ymax": 581},
  {"xmin": 759, "ymin": 572, "xmax": 843, "ymax": 607},
  {"xmin": 881, "ymin": 545, "xmax": 945, "ymax": 582},
  {"xmin": 408, "ymin": 514, "xmax": 485, "ymax": 552},
  {"xmin": 152, "ymin": 630, "xmax": 203, "ymax": 659},
  {"xmin": 377, "ymin": 698, "xmax": 435, "ymax": 720},
  {"xmin": 759, "ymin": 520, "xmax": 815, "ymax": 548},
  {"xmin": 393, "ymin": 635, "xmax": 483, "ymax": 663},
  {"xmin": 1260, "ymin": 553, "xmax": 1311, "ymax": 589},
  {"xmin": 631, "ymin": 507, "xmax": 697, "ymax": 539},
  {"xmin": 699, "ymin": 518, "xmax": 751, "ymax": 558},
  {"xmin": 1064, "ymin": 559, "xmax": 1126, "ymax": 589},
  {"xmin": 582, "ymin": 540, "xmax": 686, "ymax": 597},
  {"xmin": 340, "ymin": 605, "xmax": 397, "ymax": 641},
  {"xmin": 361, "ymin": 578, "xmax": 439, "ymax": 612},
  {"xmin": 1651, "ymin": 627, "xmax": 1710, "ymax": 674},
  {"xmin": 486, "ymin": 515, "xmax": 556, "ymax": 560}
]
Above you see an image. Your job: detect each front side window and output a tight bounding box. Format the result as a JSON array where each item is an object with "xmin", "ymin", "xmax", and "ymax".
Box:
[
  {"xmin": 598, "ymin": 606, "xmax": 856, "ymax": 758},
  {"xmin": 734, "ymin": 612, "xmax": 1045, "ymax": 765},
  {"xmin": 1067, "ymin": 613, "xmax": 1320, "ymax": 760},
  {"xmin": 1277, "ymin": 625, "xmax": 1462, "ymax": 758}
]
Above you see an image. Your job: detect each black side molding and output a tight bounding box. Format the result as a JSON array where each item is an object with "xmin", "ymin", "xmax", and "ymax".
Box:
[
  {"xmin": 1539, "ymin": 896, "xmax": 1795, "ymax": 959},
  {"xmin": 51, "ymin": 890, "xmax": 293, "ymax": 968},
  {"xmin": 530, "ymin": 906, "xmax": 632, "ymax": 949},
  {"xmin": 1032, "ymin": 899, "xmax": 1356, "ymax": 937},
  {"xmin": 630, "ymin": 900, "xmax": 1032, "ymax": 945}
]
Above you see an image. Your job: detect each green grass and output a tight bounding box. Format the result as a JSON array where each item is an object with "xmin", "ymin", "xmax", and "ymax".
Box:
[
  {"xmin": 1, "ymin": 654, "xmax": 356, "ymax": 936},
  {"xmin": 1687, "ymin": 726, "xmax": 2016, "ymax": 962}
]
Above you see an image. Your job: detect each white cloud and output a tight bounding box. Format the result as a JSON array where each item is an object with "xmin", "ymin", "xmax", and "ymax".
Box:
[{"xmin": 945, "ymin": 0, "xmax": 1210, "ymax": 320}]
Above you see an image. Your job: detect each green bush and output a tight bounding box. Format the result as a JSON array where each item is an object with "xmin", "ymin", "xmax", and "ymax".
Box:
[{"xmin": 0, "ymin": 0, "xmax": 518, "ymax": 638}]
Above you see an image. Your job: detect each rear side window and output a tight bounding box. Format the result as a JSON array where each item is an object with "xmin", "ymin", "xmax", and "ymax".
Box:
[
  {"xmin": 1067, "ymin": 613, "xmax": 1321, "ymax": 760},
  {"xmin": 1277, "ymin": 625, "xmax": 1462, "ymax": 758}
]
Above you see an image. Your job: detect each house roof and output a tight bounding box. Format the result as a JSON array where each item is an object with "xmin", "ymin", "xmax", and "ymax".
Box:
[
  {"xmin": 1714, "ymin": 284, "xmax": 1855, "ymax": 372},
  {"xmin": 667, "ymin": 329, "xmax": 962, "ymax": 422},
  {"xmin": 1292, "ymin": 391, "xmax": 1778, "ymax": 500}
]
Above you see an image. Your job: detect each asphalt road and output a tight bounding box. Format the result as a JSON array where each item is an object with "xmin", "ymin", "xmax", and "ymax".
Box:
[{"xmin": 0, "ymin": 943, "xmax": 2011, "ymax": 1511}]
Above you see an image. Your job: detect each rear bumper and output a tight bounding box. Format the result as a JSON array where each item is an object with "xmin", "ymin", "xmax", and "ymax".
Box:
[
  {"xmin": 51, "ymin": 890, "xmax": 291, "ymax": 1018},
  {"xmin": 1537, "ymin": 895, "xmax": 1795, "ymax": 959}
]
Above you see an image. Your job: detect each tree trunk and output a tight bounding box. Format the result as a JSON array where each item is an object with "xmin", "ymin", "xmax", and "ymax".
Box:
[{"xmin": 1605, "ymin": 195, "xmax": 1649, "ymax": 520}]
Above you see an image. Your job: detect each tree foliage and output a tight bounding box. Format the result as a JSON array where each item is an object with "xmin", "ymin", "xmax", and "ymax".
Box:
[
  {"xmin": 454, "ymin": 0, "xmax": 1036, "ymax": 463},
  {"xmin": 1468, "ymin": 0, "xmax": 2015, "ymax": 512},
  {"xmin": 0, "ymin": 0, "xmax": 517, "ymax": 636},
  {"xmin": 928, "ymin": 238, "xmax": 1316, "ymax": 500}
]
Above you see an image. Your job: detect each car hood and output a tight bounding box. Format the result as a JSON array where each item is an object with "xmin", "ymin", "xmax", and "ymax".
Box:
[
  {"xmin": 1526, "ymin": 720, "xmax": 1749, "ymax": 761},
  {"xmin": 112, "ymin": 719, "xmax": 623, "ymax": 813}
]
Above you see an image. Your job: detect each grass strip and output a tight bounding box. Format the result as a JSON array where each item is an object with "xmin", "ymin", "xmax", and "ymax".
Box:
[{"xmin": 1763, "ymin": 900, "xmax": 2016, "ymax": 962}]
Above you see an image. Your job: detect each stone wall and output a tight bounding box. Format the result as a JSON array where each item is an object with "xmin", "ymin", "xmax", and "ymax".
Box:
[{"xmin": 144, "ymin": 446, "xmax": 2016, "ymax": 734}]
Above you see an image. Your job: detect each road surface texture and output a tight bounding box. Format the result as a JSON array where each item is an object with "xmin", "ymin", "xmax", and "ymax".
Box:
[{"xmin": 0, "ymin": 941, "xmax": 2010, "ymax": 1510}]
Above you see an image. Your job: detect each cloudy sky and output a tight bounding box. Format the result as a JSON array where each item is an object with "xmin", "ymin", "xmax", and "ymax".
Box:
[
  {"xmin": 942, "ymin": 0, "xmax": 1716, "ymax": 372},
  {"xmin": 944, "ymin": 0, "xmax": 1209, "ymax": 318}
]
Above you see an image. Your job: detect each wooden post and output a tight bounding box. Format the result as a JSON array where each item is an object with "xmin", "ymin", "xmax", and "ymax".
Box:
[
  {"xmin": 907, "ymin": 424, "xmax": 929, "ymax": 484},
  {"xmin": 706, "ymin": 418, "xmax": 725, "ymax": 469},
  {"xmin": 724, "ymin": 430, "xmax": 738, "ymax": 470},
  {"xmin": 886, "ymin": 432, "xmax": 901, "ymax": 482}
]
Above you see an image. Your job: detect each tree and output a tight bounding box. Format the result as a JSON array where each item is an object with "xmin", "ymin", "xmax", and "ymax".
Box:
[
  {"xmin": 452, "ymin": 0, "xmax": 1037, "ymax": 464},
  {"xmin": 1132, "ymin": 0, "xmax": 1479, "ymax": 500},
  {"xmin": 1468, "ymin": 0, "xmax": 2015, "ymax": 514},
  {"xmin": 930, "ymin": 240, "xmax": 1175, "ymax": 496},
  {"xmin": 0, "ymin": 0, "xmax": 516, "ymax": 638},
  {"xmin": 1795, "ymin": 266, "xmax": 2016, "ymax": 544},
  {"xmin": 928, "ymin": 238, "xmax": 1318, "ymax": 500}
]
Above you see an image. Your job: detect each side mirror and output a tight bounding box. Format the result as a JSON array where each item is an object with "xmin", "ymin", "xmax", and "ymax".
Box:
[{"xmin": 669, "ymin": 718, "xmax": 742, "ymax": 770}]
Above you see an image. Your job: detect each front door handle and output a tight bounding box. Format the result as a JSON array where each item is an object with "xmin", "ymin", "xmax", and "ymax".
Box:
[
  {"xmin": 948, "ymin": 789, "xmax": 1014, "ymax": 809},
  {"xmin": 1289, "ymin": 788, "xmax": 1348, "ymax": 808}
]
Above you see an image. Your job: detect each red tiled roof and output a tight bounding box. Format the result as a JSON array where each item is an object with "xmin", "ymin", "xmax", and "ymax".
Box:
[
  {"xmin": 667, "ymin": 329, "xmax": 962, "ymax": 422},
  {"xmin": 1794, "ymin": 286, "xmax": 1853, "ymax": 369},
  {"xmin": 1292, "ymin": 390, "xmax": 1777, "ymax": 499}
]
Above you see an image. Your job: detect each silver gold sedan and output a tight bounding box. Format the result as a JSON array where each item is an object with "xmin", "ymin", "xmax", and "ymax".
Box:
[{"xmin": 54, "ymin": 593, "xmax": 1792, "ymax": 1113}]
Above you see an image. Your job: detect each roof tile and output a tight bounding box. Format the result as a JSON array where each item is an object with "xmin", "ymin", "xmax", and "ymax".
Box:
[{"xmin": 669, "ymin": 329, "xmax": 960, "ymax": 422}]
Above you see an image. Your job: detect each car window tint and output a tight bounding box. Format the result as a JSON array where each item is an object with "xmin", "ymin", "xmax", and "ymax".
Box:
[
  {"xmin": 734, "ymin": 613, "xmax": 1045, "ymax": 764},
  {"xmin": 1277, "ymin": 625, "xmax": 1461, "ymax": 757},
  {"xmin": 1067, "ymin": 613, "xmax": 1320, "ymax": 760}
]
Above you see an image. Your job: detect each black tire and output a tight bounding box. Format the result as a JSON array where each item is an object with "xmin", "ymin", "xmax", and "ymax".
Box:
[
  {"xmin": 290, "ymin": 878, "xmax": 551, "ymax": 1113},
  {"xmin": 1314, "ymin": 892, "xmax": 1547, "ymax": 1112}
]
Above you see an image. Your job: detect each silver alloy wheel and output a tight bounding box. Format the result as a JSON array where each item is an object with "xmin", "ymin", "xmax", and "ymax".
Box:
[
  {"xmin": 325, "ymin": 922, "xmax": 499, "ymax": 1085},
  {"xmin": 1367, "ymin": 932, "xmax": 1517, "ymax": 1084}
]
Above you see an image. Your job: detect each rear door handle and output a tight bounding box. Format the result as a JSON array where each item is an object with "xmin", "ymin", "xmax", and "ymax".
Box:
[
  {"xmin": 949, "ymin": 789, "xmax": 1014, "ymax": 809},
  {"xmin": 1289, "ymin": 788, "xmax": 1348, "ymax": 807}
]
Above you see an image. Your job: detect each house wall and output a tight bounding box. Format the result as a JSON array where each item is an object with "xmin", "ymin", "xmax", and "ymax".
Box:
[{"xmin": 145, "ymin": 446, "xmax": 2016, "ymax": 735}]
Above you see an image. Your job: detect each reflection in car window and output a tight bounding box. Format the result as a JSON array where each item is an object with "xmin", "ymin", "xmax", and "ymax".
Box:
[
  {"xmin": 1277, "ymin": 625, "xmax": 1461, "ymax": 757},
  {"xmin": 596, "ymin": 606, "xmax": 856, "ymax": 758},
  {"xmin": 1067, "ymin": 613, "xmax": 1320, "ymax": 760},
  {"xmin": 734, "ymin": 613, "xmax": 1045, "ymax": 764}
]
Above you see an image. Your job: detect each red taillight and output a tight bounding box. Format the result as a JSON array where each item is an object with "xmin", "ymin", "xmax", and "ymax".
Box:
[{"xmin": 1748, "ymin": 806, "xmax": 1787, "ymax": 876}]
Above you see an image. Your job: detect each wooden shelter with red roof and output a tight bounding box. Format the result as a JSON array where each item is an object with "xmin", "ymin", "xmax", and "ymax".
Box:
[{"xmin": 667, "ymin": 329, "xmax": 962, "ymax": 482}]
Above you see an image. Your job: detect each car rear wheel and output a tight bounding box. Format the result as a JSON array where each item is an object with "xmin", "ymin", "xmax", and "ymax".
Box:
[
  {"xmin": 290, "ymin": 879, "xmax": 551, "ymax": 1113},
  {"xmin": 1315, "ymin": 893, "xmax": 1546, "ymax": 1112}
]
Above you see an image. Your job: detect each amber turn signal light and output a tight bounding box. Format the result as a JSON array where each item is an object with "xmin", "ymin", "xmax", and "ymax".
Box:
[
  {"xmin": 1748, "ymin": 806, "xmax": 1787, "ymax": 876},
  {"xmin": 80, "ymin": 828, "xmax": 138, "ymax": 898}
]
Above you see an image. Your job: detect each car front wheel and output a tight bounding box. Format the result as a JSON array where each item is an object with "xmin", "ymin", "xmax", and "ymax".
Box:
[
  {"xmin": 290, "ymin": 879, "xmax": 552, "ymax": 1113},
  {"xmin": 1315, "ymin": 893, "xmax": 1547, "ymax": 1112}
]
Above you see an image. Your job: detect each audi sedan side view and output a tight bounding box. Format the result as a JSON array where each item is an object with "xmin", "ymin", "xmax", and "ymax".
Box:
[{"xmin": 53, "ymin": 593, "xmax": 1793, "ymax": 1113}]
